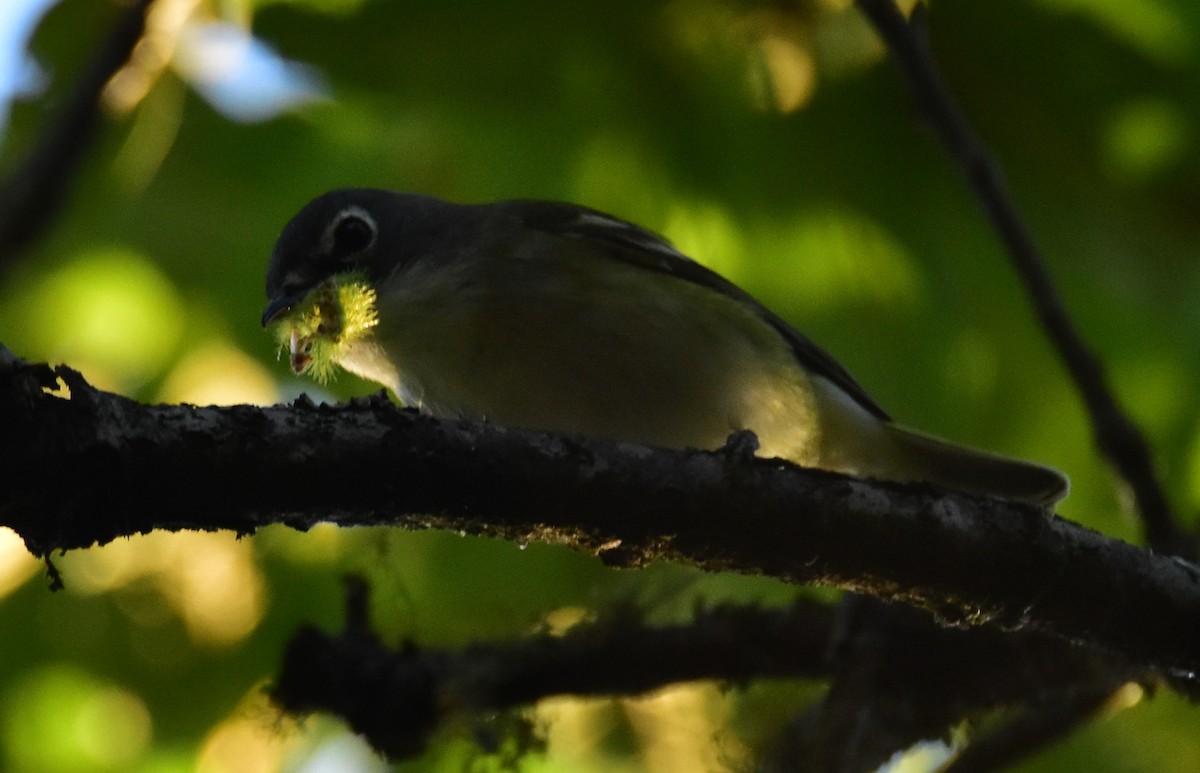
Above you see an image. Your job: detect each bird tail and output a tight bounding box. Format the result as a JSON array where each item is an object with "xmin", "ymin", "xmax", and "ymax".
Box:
[{"xmin": 883, "ymin": 424, "xmax": 1069, "ymax": 507}]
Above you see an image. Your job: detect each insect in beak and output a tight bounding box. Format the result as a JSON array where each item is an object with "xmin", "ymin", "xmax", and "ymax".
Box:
[{"xmin": 289, "ymin": 329, "xmax": 312, "ymax": 374}]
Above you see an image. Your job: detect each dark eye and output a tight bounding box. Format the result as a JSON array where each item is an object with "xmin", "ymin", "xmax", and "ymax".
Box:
[{"xmin": 331, "ymin": 211, "xmax": 376, "ymax": 256}]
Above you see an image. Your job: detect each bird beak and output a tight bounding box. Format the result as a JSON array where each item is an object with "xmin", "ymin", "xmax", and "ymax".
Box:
[{"xmin": 261, "ymin": 295, "xmax": 297, "ymax": 327}]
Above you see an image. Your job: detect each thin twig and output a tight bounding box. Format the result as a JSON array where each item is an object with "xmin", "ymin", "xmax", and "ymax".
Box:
[
  {"xmin": 854, "ymin": 0, "xmax": 1191, "ymax": 558},
  {"xmin": 854, "ymin": 2, "xmax": 1188, "ymax": 770},
  {"xmin": 0, "ymin": 0, "xmax": 156, "ymax": 271},
  {"xmin": 942, "ymin": 682, "xmax": 1126, "ymax": 773},
  {"xmin": 274, "ymin": 580, "xmax": 1126, "ymax": 764},
  {"xmin": 274, "ymin": 593, "xmax": 838, "ymax": 759}
]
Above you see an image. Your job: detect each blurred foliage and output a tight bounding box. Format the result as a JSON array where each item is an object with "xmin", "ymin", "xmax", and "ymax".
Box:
[{"xmin": 1, "ymin": 0, "xmax": 1199, "ymax": 770}]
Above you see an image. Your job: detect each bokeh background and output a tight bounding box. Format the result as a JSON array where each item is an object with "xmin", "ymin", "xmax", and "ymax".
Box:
[{"xmin": 1, "ymin": 0, "xmax": 1199, "ymax": 770}]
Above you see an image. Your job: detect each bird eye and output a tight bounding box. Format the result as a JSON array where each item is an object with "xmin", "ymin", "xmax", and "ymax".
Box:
[{"xmin": 329, "ymin": 208, "xmax": 376, "ymax": 257}]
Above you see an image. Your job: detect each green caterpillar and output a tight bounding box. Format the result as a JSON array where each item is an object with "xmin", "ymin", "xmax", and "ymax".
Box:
[{"xmin": 272, "ymin": 270, "xmax": 379, "ymax": 383}]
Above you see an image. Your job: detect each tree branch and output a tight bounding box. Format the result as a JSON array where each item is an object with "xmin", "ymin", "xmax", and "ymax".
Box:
[
  {"xmin": 854, "ymin": 0, "xmax": 1190, "ymax": 558},
  {"xmin": 273, "ymin": 581, "xmax": 837, "ymax": 759},
  {"xmin": 0, "ymin": 0, "xmax": 156, "ymax": 271},
  {"xmin": 4, "ymin": 355, "xmax": 1200, "ymax": 680},
  {"xmin": 0, "ymin": 1, "xmax": 1186, "ymax": 767},
  {"xmin": 273, "ymin": 579, "xmax": 1130, "ymax": 763}
]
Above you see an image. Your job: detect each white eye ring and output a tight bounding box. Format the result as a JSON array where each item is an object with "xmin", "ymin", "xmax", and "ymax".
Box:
[{"xmin": 323, "ymin": 205, "xmax": 377, "ymax": 257}]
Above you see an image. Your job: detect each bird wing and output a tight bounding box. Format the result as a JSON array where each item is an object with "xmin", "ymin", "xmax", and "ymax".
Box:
[{"xmin": 517, "ymin": 201, "xmax": 891, "ymax": 421}]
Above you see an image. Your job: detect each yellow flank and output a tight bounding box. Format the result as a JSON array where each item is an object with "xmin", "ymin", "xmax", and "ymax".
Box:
[
  {"xmin": 273, "ymin": 271, "xmax": 380, "ymax": 383},
  {"xmin": 330, "ymin": 249, "xmax": 842, "ymax": 465}
]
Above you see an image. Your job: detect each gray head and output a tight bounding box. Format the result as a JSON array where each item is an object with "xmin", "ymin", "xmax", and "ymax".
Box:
[{"xmin": 262, "ymin": 189, "xmax": 472, "ymax": 326}]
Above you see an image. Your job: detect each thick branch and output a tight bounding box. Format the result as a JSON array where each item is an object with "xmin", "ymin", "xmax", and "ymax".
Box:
[
  {"xmin": 3, "ymin": 356, "xmax": 1200, "ymax": 678},
  {"xmin": 855, "ymin": 0, "xmax": 1189, "ymax": 557}
]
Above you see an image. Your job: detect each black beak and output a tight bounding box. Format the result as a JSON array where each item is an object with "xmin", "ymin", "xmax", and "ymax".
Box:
[{"xmin": 261, "ymin": 294, "xmax": 297, "ymax": 327}]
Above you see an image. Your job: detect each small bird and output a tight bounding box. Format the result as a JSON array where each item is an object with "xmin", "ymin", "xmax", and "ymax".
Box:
[{"xmin": 263, "ymin": 189, "xmax": 1068, "ymax": 506}]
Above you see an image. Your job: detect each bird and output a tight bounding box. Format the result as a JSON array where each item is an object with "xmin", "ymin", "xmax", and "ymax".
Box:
[{"xmin": 263, "ymin": 188, "xmax": 1068, "ymax": 506}]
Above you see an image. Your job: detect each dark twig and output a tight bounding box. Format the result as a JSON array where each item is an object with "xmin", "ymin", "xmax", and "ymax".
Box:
[
  {"xmin": 275, "ymin": 580, "xmax": 1129, "ymax": 763},
  {"xmin": 854, "ymin": 0, "xmax": 1190, "ymax": 558},
  {"xmin": 853, "ymin": 1, "xmax": 1189, "ymax": 769},
  {"xmin": 274, "ymin": 593, "xmax": 838, "ymax": 759},
  {"xmin": 0, "ymin": 0, "xmax": 156, "ymax": 271}
]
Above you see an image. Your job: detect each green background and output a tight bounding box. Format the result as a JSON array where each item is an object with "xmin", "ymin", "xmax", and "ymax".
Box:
[{"xmin": 1, "ymin": 0, "xmax": 1198, "ymax": 770}]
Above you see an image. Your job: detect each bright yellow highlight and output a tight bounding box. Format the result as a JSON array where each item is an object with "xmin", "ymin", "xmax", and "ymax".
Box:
[
  {"xmin": 196, "ymin": 696, "xmax": 384, "ymax": 773},
  {"xmin": 68, "ymin": 532, "xmax": 265, "ymax": 648},
  {"xmin": 626, "ymin": 683, "xmax": 744, "ymax": 772},
  {"xmin": 272, "ymin": 271, "xmax": 379, "ymax": 382},
  {"xmin": 14, "ymin": 249, "xmax": 184, "ymax": 392},
  {"xmin": 538, "ymin": 683, "xmax": 747, "ymax": 772},
  {"xmin": 2, "ymin": 666, "xmax": 152, "ymax": 772},
  {"xmin": 750, "ymin": 19, "xmax": 816, "ymax": 113},
  {"xmin": 663, "ymin": 200, "xmax": 747, "ymax": 279},
  {"xmin": 0, "ymin": 528, "xmax": 39, "ymax": 600},
  {"xmin": 1104, "ymin": 681, "xmax": 1146, "ymax": 715},
  {"xmin": 664, "ymin": 0, "xmax": 892, "ymax": 114},
  {"xmin": 879, "ymin": 739, "xmax": 958, "ymax": 772},
  {"xmin": 196, "ymin": 685, "xmax": 296, "ymax": 773},
  {"xmin": 158, "ymin": 340, "xmax": 279, "ymax": 406},
  {"xmin": 542, "ymin": 606, "xmax": 591, "ymax": 636},
  {"xmin": 104, "ymin": 0, "xmax": 202, "ymax": 114}
]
